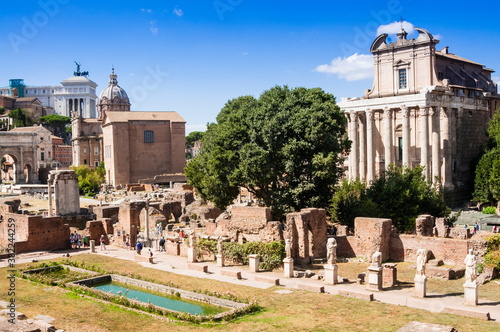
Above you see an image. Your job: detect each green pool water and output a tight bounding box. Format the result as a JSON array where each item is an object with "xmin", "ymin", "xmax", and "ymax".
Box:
[{"xmin": 93, "ymin": 282, "xmax": 222, "ymax": 315}]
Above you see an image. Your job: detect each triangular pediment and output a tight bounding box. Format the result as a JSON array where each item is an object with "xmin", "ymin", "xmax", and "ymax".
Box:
[{"xmin": 394, "ymin": 59, "xmax": 411, "ymax": 66}]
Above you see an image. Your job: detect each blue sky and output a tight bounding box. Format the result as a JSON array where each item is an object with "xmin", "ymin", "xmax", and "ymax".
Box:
[{"xmin": 2, "ymin": 0, "xmax": 500, "ymax": 133}]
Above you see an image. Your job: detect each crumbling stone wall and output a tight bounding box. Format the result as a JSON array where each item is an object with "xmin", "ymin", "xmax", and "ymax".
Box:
[
  {"xmin": 286, "ymin": 208, "xmax": 328, "ymax": 264},
  {"xmin": 0, "ymin": 212, "xmax": 69, "ymax": 253},
  {"xmin": 228, "ymin": 206, "xmax": 281, "ymax": 243},
  {"xmin": 112, "ymin": 201, "xmax": 145, "ymax": 247},
  {"xmin": 390, "ymin": 234, "xmax": 471, "ymax": 265},
  {"xmin": 354, "ymin": 217, "xmax": 392, "ymax": 261},
  {"xmin": 415, "ymin": 214, "xmax": 435, "ymax": 236}
]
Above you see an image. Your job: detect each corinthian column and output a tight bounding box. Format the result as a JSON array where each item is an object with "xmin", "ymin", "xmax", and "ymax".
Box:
[
  {"xmin": 383, "ymin": 107, "xmax": 393, "ymax": 170},
  {"xmin": 366, "ymin": 109, "xmax": 374, "ymax": 182},
  {"xmin": 402, "ymin": 105, "xmax": 410, "ymax": 168},
  {"xmin": 430, "ymin": 107, "xmax": 441, "ymax": 182},
  {"xmin": 419, "ymin": 106, "xmax": 430, "ymax": 179},
  {"xmin": 350, "ymin": 111, "xmax": 359, "ymax": 179},
  {"xmin": 441, "ymin": 107, "xmax": 453, "ymax": 188},
  {"xmin": 359, "ymin": 113, "xmax": 366, "ymax": 180}
]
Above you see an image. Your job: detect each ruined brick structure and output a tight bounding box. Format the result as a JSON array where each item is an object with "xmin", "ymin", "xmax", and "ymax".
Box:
[
  {"xmin": 286, "ymin": 208, "xmax": 328, "ymax": 264},
  {"xmin": 0, "ymin": 200, "xmax": 69, "ymax": 253}
]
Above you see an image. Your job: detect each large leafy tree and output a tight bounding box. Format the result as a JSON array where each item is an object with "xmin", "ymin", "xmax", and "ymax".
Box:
[
  {"xmin": 8, "ymin": 108, "xmax": 34, "ymax": 128},
  {"xmin": 331, "ymin": 165, "xmax": 450, "ymax": 232},
  {"xmin": 185, "ymin": 86, "xmax": 350, "ymax": 219},
  {"xmin": 473, "ymin": 109, "xmax": 500, "ymax": 203},
  {"xmin": 37, "ymin": 114, "xmax": 71, "ymax": 143}
]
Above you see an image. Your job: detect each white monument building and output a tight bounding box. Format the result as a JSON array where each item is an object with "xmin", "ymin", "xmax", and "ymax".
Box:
[
  {"xmin": 0, "ymin": 63, "xmax": 98, "ymax": 118},
  {"xmin": 339, "ymin": 27, "xmax": 500, "ymax": 203}
]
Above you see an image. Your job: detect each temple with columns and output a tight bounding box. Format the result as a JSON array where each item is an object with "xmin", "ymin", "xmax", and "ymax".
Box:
[{"xmin": 339, "ymin": 27, "xmax": 500, "ymax": 203}]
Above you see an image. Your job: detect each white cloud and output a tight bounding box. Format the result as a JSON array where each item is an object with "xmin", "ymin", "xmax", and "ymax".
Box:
[
  {"xmin": 141, "ymin": 8, "xmax": 153, "ymax": 13},
  {"xmin": 150, "ymin": 21, "xmax": 158, "ymax": 36},
  {"xmin": 433, "ymin": 34, "xmax": 443, "ymax": 40},
  {"xmin": 242, "ymin": 51, "xmax": 249, "ymax": 56},
  {"xmin": 377, "ymin": 20, "xmax": 414, "ymax": 36},
  {"xmin": 173, "ymin": 8, "xmax": 184, "ymax": 17},
  {"xmin": 315, "ymin": 53, "xmax": 373, "ymax": 81}
]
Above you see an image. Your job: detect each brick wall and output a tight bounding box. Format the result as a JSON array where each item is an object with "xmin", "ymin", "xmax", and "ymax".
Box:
[{"xmin": 0, "ymin": 212, "xmax": 69, "ymax": 254}]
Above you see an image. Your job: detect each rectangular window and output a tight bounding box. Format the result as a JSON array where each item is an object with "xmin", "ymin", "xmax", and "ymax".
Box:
[
  {"xmin": 95, "ymin": 161, "xmax": 100, "ymax": 167},
  {"xmin": 94, "ymin": 146, "xmax": 99, "ymax": 155},
  {"xmin": 84, "ymin": 159, "xmax": 87, "ymax": 165},
  {"xmin": 398, "ymin": 137, "xmax": 403, "ymax": 161},
  {"xmin": 144, "ymin": 130, "xmax": 154, "ymax": 143},
  {"xmin": 41, "ymin": 152, "xmax": 45, "ymax": 161},
  {"xmin": 399, "ymin": 69, "xmax": 407, "ymax": 89}
]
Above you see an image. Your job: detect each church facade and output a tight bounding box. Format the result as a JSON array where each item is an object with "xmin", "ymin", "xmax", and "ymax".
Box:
[
  {"xmin": 339, "ymin": 28, "xmax": 500, "ymax": 203},
  {"xmin": 71, "ymin": 69, "xmax": 186, "ymax": 187}
]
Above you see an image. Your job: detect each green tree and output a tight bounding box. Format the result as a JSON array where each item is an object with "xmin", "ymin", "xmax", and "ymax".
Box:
[
  {"xmin": 0, "ymin": 107, "xmax": 5, "ymax": 115},
  {"xmin": 38, "ymin": 114, "xmax": 72, "ymax": 144},
  {"xmin": 186, "ymin": 131, "xmax": 204, "ymax": 149},
  {"xmin": 331, "ymin": 165, "xmax": 449, "ymax": 232},
  {"xmin": 185, "ymin": 86, "xmax": 350, "ymax": 219},
  {"xmin": 71, "ymin": 163, "xmax": 105, "ymax": 196},
  {"xmin": 8, "ymin": 108, "xmax": 34, "ymax": 128},
  {"xmin": 473, "ymin": 109, "xmax": 500, "ymax": 203}
]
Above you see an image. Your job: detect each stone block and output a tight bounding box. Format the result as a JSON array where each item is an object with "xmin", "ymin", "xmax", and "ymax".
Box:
[
  {"xmin": 441, "ymin": 307, "xmax": 490, "ymax": 320},
  {"xmin": 382, "ymin": 264, "xmax": 397, "ymax": 287},
  {"xmin": 463, "ymin": 282, "xmax": 478, "ymax": 306},
  {"xmin": 366, "ymin": 266, "xmax": 383, "ymax": 291},
  {"xmin": 338, "ymin": 289, "xmax": 374, "ymax": 301},
  {"xmin": 248, "ymin": 254, "xmax": 260, "ymax": 272},
  {"xmin": 283, "ymin": 258, "xmax": 294, "ymax": 278},
  {"xmin": 187, "ymin": 263, "xmax": 208, "ymax": 273},
  {"xmin": 254, "ymin": 276, "xmax": 280, "ymax": 285},
  {"xmin": 354, "ymin": 217, "xmax": 392, "ymax": 261},
  {"xmin": 216, "ymin": 254, "xmax": 224, "ymax": 267},
  {"xmin": 297, "ymin": 283, "xmax": 324, "ymax": 293},
  {"xmin": 219, "ymin": 269, "xmax": 242, "ymax": 279},
  {"xmin": 324, "ymin": 264, "xmax": 338, "ymax": 285},
  {"xmin": 187, "ymin": 247, "xmax": 197, "ymax": 263},
  {"xmin": 135, "ymin": 255, "xmax": 154, "ymax": 263},
  {"xmin": 414, "ymin": 275, "xmax": 427, "ymax": 298}
]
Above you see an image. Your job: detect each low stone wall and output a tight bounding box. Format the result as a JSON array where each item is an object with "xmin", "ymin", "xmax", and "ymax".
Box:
[{"xmin": 390, "ymin": 234, "xmax": 470, "ymax": 265}]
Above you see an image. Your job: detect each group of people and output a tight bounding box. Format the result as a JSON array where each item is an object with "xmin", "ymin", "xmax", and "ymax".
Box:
[{"xmin": 70, "ymin": 233, "xmax": 88, "ymax": 249}]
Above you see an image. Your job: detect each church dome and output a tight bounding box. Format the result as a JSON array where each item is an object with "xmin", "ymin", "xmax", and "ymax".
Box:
[{"xmin": 99, "ymin": 69, "xmax": 129, "ymax": 101}]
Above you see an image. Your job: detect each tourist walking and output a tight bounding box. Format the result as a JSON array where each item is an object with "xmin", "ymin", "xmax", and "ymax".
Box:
[
  {"xmin": 136, "ymin": 241, "xmax": 143, "ymax": 255},
  {"xmin": 159, "ymin": 237, "xmax": 166, "ymax": 252},
  {"xmin": 100, "ymin": 235, "xmax": 106, "ymax": 250}
]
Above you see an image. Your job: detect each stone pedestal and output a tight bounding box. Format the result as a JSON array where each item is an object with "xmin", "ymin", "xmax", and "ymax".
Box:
[
  {"xmin": 414, "ymin": 275, "xmax": 427, "ymax": 298},
  {"xmin": 324, "ymin": 264, "xmax": 338, "ymax": 285},
  {"xmin": 89, "ymin": 240, "xmax": 95, "ymax": 253},
  {"xmin": 249, "ymin": 254, "xmax": 260, "ymax": 272},
  {"xmin": 216, "ymin": 254, "xmax": 224, "ymax": 267},
  {"xmin": 283, "ymin": 258, "xmax": 294, "ymax": 278},
  {"xmin": 187, "ymin": 247, "xmax": 197, "ymax": 263},
  {"xmin": 366, "ymin": 266, "xmax": 383, "ymax": 291},
  {"xmin": 463, "ymin": 282, "xmax": 478, "ymax": 306}
]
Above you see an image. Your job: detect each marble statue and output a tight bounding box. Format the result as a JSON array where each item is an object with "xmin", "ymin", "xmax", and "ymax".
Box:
[
  {"xmin": 464, "ymin": 249, "xmax": 477, "ymax": 284},
  {"xmin": 326, "ymin": 238, "xmax": 337, "ymax": 265},
  {"xmin": 416, "ymin": 249, "xmax": 427, "ymax": 276}
]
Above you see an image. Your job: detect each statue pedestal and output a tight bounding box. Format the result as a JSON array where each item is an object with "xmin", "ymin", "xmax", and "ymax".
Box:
[
  {"xmin": 283, "ymin": 258, "xmax": 294, "ymax": 278},
  {"xmin": 414, "ymin": 275, "xmax": 427, "ymax": 298},
  {"xmin": 89, "ymin": 240, "xmax": 95, "ymax": 253},
  {"xmin": 216, "ymin": 254, "xmax": 224, "ymax": 267},
  {"xmin": 324, "ymin": 264, "xmax": 338, "ymax": 285},
  {"xmin": 187, "ymin": 247, "xmax": 197, "ymax": 263},
  {"xmin": 463, "ymin": 282, "xmax": 478, "ymax": 306},
  {"xmin": 249, "ymin": 254, "xmax": 260, "ymax": 272},
  {"xmin": 366, "ymin": 266, "xmax": 383, "ymax": 291}
]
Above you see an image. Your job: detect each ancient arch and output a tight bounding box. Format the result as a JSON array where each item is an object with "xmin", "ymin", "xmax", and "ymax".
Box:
[{"xmin": 0, "ymin": 143, "xmax": 37, "ymax": 184}]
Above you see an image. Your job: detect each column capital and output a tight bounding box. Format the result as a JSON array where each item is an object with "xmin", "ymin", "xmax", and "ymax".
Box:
[
  {"xmin": 365, "ymin": 108, "xmax": 374, "ymax": 120},
  {"xmin": 419, "ymin": 106, "xmax": 429, "ymax": 116},
  {"xmin": 402, "ymin": 105, "xmax": 410, "ymax": 118}
]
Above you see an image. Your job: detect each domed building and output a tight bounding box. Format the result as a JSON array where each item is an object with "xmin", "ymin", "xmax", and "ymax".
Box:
[
  {"xmin": 97, "ymin": 69, "xmax": 130, "ymax": 117},
  {"xmin": 72, "ymin": 69, "xmax": 186, "ymax": 188}
]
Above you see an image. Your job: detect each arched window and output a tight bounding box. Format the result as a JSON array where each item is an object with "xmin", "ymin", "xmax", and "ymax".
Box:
[{"xmin": 144, "ymin": 130, "xmax": 154, "ymax": 143}]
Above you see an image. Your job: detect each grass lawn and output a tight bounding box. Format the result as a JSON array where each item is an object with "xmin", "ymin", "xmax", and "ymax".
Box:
[{"xmin": 1, "ymin": 255, "xmax": 500, "ymax": 331}]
